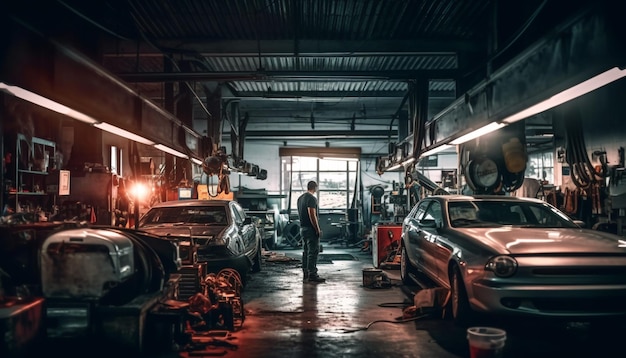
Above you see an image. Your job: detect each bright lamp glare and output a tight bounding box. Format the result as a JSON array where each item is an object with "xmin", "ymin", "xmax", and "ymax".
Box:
[{"xmin": 130, "ymin": 183, "xmax": 149, "ymax": 200}]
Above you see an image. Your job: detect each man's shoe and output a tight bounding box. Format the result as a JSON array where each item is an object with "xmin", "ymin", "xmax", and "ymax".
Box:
[{"xmin": 307, "ymin": 276, "xmax": 326, "ymax": 283}]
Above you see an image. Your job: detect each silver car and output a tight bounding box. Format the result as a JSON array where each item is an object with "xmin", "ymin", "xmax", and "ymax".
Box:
[
  {"xmin": 400, "ymin": 195, "xmax": 626, "ymax": 323},
  {"xmin": 138, "ymin": 200, "xmax": 262, "ymax": 281}
]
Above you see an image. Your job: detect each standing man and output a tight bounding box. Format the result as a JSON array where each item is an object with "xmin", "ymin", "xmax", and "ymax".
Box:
[{"xmin": 297, "ymin": 180, "xmax": 325, "ymax": 283}]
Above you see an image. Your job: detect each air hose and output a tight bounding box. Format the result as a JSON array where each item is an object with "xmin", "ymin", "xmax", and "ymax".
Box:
[{"xmin": 564, "ymin": 112, "xmax": 603, "ymax": 189}]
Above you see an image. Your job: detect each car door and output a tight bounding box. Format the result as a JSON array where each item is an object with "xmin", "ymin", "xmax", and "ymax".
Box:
[
  {"xmin": 423, "ymin": 201, "xmax": 454, "ymax": 285},
  {"xmin": 404, "ymin": 200, "xmax": 438, "ymax": 280},
  {"xmin": 416, "ymin": 200, "xmax": 448, "ymax": 285}
]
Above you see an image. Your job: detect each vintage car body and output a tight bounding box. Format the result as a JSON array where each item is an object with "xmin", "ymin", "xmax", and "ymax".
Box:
[
  {"xmin": 138, "ymin": 200, "xmax": 262, "ymax": 280},
  {"xmin": 400, "ymin": 195, "xmax": 626, "ymax": 322}
]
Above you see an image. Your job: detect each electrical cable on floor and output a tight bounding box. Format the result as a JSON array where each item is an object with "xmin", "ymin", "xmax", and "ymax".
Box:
[
  {"xmin": 339, "ymin": 313, "xmax": 431, "ymax": 333},
  {"xmin": 377, "ymin": 302, "xmax": 412, "ymax": 308}
]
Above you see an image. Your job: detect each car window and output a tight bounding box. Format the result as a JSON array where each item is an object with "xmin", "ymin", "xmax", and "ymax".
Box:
[
  {"xmin": 448, "ymin": 201, "xmax": 479, "ymax": 225},
  {"xmin": 139, "ymin": 206, "xmax": 228, "ymax": 226},
  {"xmin": 413, "ymin": 201, "xmax": 430, "ymax": 220},
  {"xmin": 527, "ymin": 205, "xmax": 577, "ymax": 227},
  {"xmin": 448, "ymin": 200, "xmax": 578, "ymax": 228},
  {"xmin": 419, "ymin": 201, "xmax": 442, "ymax": 226}
]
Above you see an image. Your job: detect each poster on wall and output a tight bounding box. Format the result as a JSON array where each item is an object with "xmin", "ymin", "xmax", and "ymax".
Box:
[{"xmin": 59, "ymin": 170, "xmax": 70, "ymax": 195}]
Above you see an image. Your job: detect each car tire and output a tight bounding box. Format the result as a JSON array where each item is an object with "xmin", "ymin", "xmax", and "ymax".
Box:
[
  {"xmin": 400, "ymin": 244, "xmax": 416, "ymax": 285},
  {"xmin": 450, "ymin": 265, "xmax": 473, "ymax": 325},
  {"xmin": 251, "ymin": 242, "xmax": 262, "ymax": 273}
]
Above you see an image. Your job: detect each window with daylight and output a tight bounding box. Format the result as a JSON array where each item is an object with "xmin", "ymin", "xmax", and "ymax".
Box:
[
  {"xmin": 526, "ymin": 151, "xmax": 553, "ymax": 183},
  {"xmin": 281, "ymin": 156, "xmax": 358, "ymax": 210}
]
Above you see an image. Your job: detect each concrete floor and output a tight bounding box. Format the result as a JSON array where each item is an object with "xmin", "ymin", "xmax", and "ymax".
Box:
[
  {"xmin": 174, "ymin": 243, "xmax": 626, "ymax": 358},
  {"xmin": 18, "ymin": 242, "xmax": 625, "ymax": 357}
]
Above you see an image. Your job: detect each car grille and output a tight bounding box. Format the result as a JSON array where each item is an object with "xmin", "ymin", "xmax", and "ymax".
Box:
[{"xmin": 197, "ymin": 245, "xmax": 232, "ymax": 260}]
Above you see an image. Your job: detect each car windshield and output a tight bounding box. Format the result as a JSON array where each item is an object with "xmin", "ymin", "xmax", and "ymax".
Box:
[
  {"xmin": 139, "ymin": 206, "xmax": 228, "ymax": 226},
  {"xmin": 447, "ymin": 200, "xmax": 578, "ymax": 229}
]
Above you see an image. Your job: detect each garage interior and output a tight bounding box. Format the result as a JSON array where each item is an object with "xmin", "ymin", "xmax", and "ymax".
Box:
[{"xmin": 2, "ymin": 0, "xmax": 626, "ymax": 357}]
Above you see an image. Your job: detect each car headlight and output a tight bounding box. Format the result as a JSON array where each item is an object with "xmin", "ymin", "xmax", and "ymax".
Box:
[{"xmin": 485, "ymin": 255, "xmax": 518, "ymax": 277}]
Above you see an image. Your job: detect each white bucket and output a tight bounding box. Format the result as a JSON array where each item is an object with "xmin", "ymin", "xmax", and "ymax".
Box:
[{"xmin": 466, "ymin": 326, "xmax": 506, "ymax": 358}]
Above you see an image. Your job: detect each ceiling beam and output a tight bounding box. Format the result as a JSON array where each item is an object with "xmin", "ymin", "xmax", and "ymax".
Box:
[
  {"xmin": 227, "ymin": 90, "xmax": 410, "ymax": 98},
  {"xmin": 116, "ymin": 69, "xmax": 460, "ymax": 82},
  {"xmin": 102, "ymin": 39, "xmax": 481, "ymax": 57},
  {"xmin": 223, "ymin": 130, "xmax": 396, "ymax": 140}
]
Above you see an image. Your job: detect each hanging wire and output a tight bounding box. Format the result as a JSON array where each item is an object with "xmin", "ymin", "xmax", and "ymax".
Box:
[{"xmin": 564, "ymin": 108, "xmax": 604, "ymax": 189}]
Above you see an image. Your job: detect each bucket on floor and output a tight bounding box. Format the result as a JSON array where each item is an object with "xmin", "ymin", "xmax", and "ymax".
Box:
[
  {"xmin": 362, "ymin": 268, "xmax": 383, "ymax": 287},
  {"xmin": 466, "ymin": 326, "xmax": 506, "ymax": 358}
]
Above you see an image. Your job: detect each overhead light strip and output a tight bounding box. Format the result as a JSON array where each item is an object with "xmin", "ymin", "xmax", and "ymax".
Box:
[
  {"xmin": 401, "ymin": 157, "xmax": 416, "ymax": 166},
  {"xmin": 190, "ymin": 157, "xmax": 203, "ymax": 165},
  {"xmin": 501, "ymin": 67, "xmax": 626, "ymax": 124},
  {"xmin": 420, "ymin": 144, "xmax": 455, "ymax": 158},
  {"xmin": 0, "ymin": 82, "xmax": 100, "ymax": 124},
  {"xmin": 154, "ymin": 144, "xmax": 188, "ymax": 159},
  {"xmin": 94, "ymin": 122, "xmax": 155, "ymax": 145},
  {"xmin": 450, "ymin": 122, "xmax": 507, "ymax": 145}
]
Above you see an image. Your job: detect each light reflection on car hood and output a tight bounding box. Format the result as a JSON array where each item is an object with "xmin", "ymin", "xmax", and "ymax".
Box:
[{"xmin": 456, "ymin": 227, "xmax": 626, "ymax": 255}]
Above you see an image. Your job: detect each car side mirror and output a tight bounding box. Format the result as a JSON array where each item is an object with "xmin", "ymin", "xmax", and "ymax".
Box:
[{"xmin": 243, "ymin": 217, "xmax": 252, "ymax": 225}]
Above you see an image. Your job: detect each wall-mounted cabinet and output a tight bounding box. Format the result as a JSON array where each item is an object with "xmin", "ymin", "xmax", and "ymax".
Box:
[{"xmin": 9, "ymin": 134, "xmax": 56, "ymax": 211}]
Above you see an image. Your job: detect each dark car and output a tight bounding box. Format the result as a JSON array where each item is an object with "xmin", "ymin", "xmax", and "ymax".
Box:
[
  {"xmin": 400, "ymin": 194, "xmax": 626, "ymax": 323},
  {"xmin": 138, "ymin": 199, "xmax": 262, "ymax": 281}
]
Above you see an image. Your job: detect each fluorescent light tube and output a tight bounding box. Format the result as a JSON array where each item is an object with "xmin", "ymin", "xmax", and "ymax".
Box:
[
  {"xmin": 387, "ymin": 163, "xmax": 403, "ymax": 171},
  {"xmin": 420, "ymin": 144, "xmax": 454, "ymax": 158},
  {"xmin": 191, "ymin": 157, "xmax": 203, "ymax": 165},
  {"xmin": 450, "ymin": 122, "xmax": 506, "ymax": 145},
  {"xmin": 154, "ymin": 144, "xmax": 188, "ymax": 158},
  {"xmin": 501, "ymin": 67, "xmax": 626, "ymax": 124},
  {"xmin": 0, "ymin": 82, "xmax": 100, "ymax": 124},
  {"xmin": 94, "ymin": 122, "xmax": 155, "ymax": 145},
  {"xmin": 401, "ymin": 157, "xmax": 416, "ymax": 166}
]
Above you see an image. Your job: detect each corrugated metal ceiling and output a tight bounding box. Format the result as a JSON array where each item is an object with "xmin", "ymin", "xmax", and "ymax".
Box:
[{"xmin": 7, "ymin": 0, "xmax": 577, "ymax": 148}]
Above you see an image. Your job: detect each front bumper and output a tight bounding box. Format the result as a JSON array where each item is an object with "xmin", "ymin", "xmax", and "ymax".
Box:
[{"xmin": 470, "ymin": 280, "xmax": 626, "ymax": 317}]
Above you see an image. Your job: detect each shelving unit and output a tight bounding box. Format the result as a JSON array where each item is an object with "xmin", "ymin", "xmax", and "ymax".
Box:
[{"xmin": 10, "ymin": 134, "xmax": 56, "ymax": 211}]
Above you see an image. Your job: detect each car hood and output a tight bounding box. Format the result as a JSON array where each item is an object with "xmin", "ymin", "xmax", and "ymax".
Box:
[
  {"xmin": 139, "ymin": 224, "xmax": 227, "ymax": 239},
  {"xmin": 456, "ymin": 227, "xmax": 626, "ymax": 255}
]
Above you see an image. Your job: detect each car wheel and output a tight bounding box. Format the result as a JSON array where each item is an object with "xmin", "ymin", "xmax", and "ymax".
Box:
[
  {"xmin": 450, "ymin": 265, "xmax": 472, "ymax": 325},
  {"xmin": 400, "ymin": 244, "xmax": 416, "ymax": 285},
  {"xmin": 251, "ymin": 242, "xmax": 262, "ymax": 273}
]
